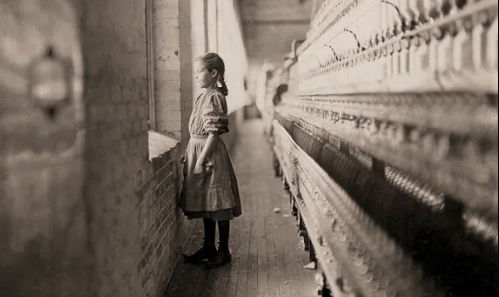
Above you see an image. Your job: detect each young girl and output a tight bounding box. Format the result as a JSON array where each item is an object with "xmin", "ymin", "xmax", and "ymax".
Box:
[{"xmin": 180, "ymin": 53, "xmax": 242, "ymax": 269}]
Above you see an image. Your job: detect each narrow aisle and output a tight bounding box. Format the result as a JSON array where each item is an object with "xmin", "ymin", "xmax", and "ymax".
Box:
[{"xmin": 165, "ymin": 119, "xmax": 316, "ymax": 297}]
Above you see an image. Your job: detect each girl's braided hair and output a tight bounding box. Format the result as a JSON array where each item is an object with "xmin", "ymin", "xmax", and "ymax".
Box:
[{"xmin": 198, "ymin": 52, "xmax": 228, "ymax": 96}]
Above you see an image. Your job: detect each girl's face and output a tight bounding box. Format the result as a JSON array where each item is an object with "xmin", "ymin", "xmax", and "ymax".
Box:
[{"xmin": 194, "ymin": 62, "xmax": 217, "ymax": 89}]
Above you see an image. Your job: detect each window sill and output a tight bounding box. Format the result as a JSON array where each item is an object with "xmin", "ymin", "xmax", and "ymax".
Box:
[{"xmin": 148, "ymin": 130, "xmax": 179, "ymax": 161}]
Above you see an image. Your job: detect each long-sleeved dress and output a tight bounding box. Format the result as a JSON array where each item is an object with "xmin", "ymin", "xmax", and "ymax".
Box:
[{"xmin": 179, "ymin": 89, "xmax": 242, "ymax": 221}]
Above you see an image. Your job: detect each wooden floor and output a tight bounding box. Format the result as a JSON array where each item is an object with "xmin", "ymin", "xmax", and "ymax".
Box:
[{"xmin": 164, "ymin": 119, "xmax": 316, "ymax": 297}]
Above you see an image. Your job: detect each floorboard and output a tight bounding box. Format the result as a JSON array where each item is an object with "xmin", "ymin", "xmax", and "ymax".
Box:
[{"xmin": 164, "ymin": 120, "xmax": 316, "ymax": 297}]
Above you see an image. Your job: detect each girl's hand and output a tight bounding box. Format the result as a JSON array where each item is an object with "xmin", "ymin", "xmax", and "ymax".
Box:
[{"xmin": 193, "ymin": 162, "xmax": 205, "ymax": 175}]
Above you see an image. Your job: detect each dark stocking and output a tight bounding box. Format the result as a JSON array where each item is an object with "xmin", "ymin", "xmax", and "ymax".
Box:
[
  {"xmin": 203, "ymin": 218, "xmax": 216, "ymax": 248},
  {"xmin": 183, "ymin": 218, "xmax": 217, "ymax": 263},
  {"xmin": 217, "ymin": 220, "xmax": 230, "ymax": 253}
]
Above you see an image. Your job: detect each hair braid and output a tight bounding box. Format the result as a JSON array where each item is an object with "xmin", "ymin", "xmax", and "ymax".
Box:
[{"xmin": 219, "ymin": 74, "xmax": 228, "ymax": 96}]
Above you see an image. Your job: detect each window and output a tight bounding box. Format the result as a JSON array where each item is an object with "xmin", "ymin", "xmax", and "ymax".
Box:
[{"xmin": 146, "ymin": 0, "xmax": 156, "ymax": 130}]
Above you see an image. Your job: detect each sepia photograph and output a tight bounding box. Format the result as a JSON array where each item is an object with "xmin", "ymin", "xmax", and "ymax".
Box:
[{"xmin": 0, "ymin": 0, "xmax": 497, "ymax": 296}]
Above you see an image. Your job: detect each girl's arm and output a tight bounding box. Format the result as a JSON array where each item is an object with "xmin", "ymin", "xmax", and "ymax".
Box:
[
  {"xmin": 194, "ymin": 133, "xmax": 219, "ymax": 172},
  {"xmin": 195, "ymin": 92, "xmax": 227, "ymax": 173}
]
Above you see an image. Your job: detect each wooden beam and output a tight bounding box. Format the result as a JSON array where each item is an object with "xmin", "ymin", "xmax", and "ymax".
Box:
[{"xmin": 242, "ymin": 18, "xmax": 310, "ymax": 25}]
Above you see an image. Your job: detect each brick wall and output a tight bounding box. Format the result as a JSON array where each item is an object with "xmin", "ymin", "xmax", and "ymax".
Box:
[
  {"xmin": 79, "ymin": 1, "xmax": 187, "ymax": 297},
  {"xmin": 138, "ymin": 145, "xmax": 183, "ymax": 297}
]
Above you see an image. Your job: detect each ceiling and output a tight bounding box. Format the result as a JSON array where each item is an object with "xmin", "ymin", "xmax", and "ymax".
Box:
[{"xmin": 237, "ymin": 0, "xmax": 314, "ymax": 64}]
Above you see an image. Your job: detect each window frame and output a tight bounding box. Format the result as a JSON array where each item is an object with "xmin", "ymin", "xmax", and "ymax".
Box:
[{"xmin": 146, "ymin": 0, "xmax": 156, "ymax": 130}]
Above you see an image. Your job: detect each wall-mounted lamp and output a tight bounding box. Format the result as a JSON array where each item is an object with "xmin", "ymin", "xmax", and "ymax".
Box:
[{"xmin": 29, "ymin": 46, "xmax": 72, "ymax": 118}]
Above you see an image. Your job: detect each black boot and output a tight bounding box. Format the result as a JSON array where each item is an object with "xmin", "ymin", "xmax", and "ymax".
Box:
[
  {"xmin": 183, "ymin": 218, "xmax": 217, "ymax": 264},
  {"xmin": 206, "ymin": 220, "xmax": 231, "ymax": 269},
  {"xmin": 205, "ymin": 250, "xmax": 232, "ymax": 269},
  {"xmin": 183, "ymin": 245, "xmax": 217, "ymax": 264}
]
